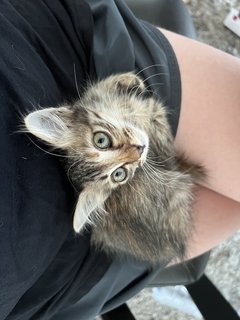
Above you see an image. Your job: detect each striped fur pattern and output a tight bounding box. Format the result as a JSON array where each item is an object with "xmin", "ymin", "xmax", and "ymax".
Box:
[{"xmin": 24, "ymin": 73, "xmax": 203, "ymax": 264}]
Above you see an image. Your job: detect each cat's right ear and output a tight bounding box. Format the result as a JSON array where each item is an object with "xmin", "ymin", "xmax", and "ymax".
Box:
[
  {"xmin": 73, "ymin": 183, "xmax": 110, "ymax": 233},
  {"xmin": 24, "ymin": 107, "xmax": 74, "ymax": 149}
]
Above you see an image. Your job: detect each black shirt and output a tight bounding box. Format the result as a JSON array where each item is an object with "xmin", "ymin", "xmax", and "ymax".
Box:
[{"xmin": 0, "ymin": 1, "xmax": 181, "ymax": 319}]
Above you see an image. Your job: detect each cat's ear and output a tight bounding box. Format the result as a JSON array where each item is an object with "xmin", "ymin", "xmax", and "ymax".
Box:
[
  {"xmin": 24, "ymin": 107, "xmax": 74, "ymax": 148},
  {"xmin": 102, "ymin": 72, "xmax": 146, "ymax": 96},
  {"xmin": 73, "ymin": 183, "xmax": 110, "ymax": 233},
  {"xmin": 115, "ymin": 73, "xmax": 145, "ymax": 96}
]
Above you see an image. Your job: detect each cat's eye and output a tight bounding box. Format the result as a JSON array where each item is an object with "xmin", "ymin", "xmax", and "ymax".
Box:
[
  {"xmin": 112, "ymin": 167, "xmax": 127, "ymax": 183},
  {"xmin": 93, "ymin": 132, "xmax": 111, "ymax": 149}
]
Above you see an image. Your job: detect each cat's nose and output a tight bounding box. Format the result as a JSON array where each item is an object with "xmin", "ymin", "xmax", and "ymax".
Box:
[{"xmin": 135, "ymin": 145, "xmax": 145, "ymax": 157}]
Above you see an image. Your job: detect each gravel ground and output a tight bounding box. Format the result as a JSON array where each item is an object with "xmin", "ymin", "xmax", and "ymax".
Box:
[
  {"xmin": 187, "ymin": 0, "xmax": 240, "ymax": 55},
  {"xmin": 128, "ymin": 1, "xmax": 240, "ymax": 319}
]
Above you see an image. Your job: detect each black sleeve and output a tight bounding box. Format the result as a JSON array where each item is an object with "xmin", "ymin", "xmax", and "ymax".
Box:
[
  {"xmin": 87, "ymin": 0, "xmax": 181, "ymax": 137},
  {"xmin": 0, "ymin": 1, "xmax": 182, "ymax": 319},
  {"xmin": 0, "ymin": 1, "xmax": 96, "ymax": 318}
]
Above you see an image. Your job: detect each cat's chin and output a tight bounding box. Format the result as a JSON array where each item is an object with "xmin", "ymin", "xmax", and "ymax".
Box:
[{"xmin": 139, "ymin": 154, "xmax": 147, "ymax": 167}]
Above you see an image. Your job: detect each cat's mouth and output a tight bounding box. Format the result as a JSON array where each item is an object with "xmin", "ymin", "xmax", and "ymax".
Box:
[
  {"xmin": 138, "ymin": 147, "xmax": 148, "ymax": 167},
  {"xmin": 138, "ymin": 155, "xmax": 147, "ymax": 167},
  {"xmin": 138, "ymin": 158, "xmax": 145, "ymax": 167}
]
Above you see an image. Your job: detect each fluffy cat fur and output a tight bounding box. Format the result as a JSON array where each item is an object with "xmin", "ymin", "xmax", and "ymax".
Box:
[{"xmin": 24, "ymin": 72, "xmax": 203, "ymax": 265}]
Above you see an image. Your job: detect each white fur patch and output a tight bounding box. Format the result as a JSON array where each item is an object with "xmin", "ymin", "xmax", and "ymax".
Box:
[
  {"xmin": 24, "ymin": 107, "xmax": 70, "ymax": 146},
  {"xmin": 73, "ymin": 183, "xmax": 110, "ymax": 233}
]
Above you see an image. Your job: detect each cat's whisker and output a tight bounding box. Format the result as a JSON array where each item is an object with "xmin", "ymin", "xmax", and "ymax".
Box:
[
  {"xmin": 143, "ymin": 169, "xmax": 177, "ymax": 187},
  {"xmin": 144, "ymin": 83, "xmax": 165, "ymax": 92},
  {"xmin": 23, "ymin": 135, "xmax": 76, "ymax": 159},
  {"xmin": 128, "ymin": 181, "xmax": 149, "ymax": 202},
  {"xmin": 145, "ymin": 161, "xmax": 171, "ymax": 177},
  {"xmin": 81, "ymin": 101, "xmax": 94, "ymax": 114},
  {"xmin": 142, "ymin": 72, "xmax": 169, "ymax": 85},
  {"xmin": 67, "ymin": 158, "xmax": 82, "ymax": 176},
  {"xmin": 73, "ymin": 63, "xmax": 82, "ymax": 100},
  {"xmin": 146, "ymin": 160, "xmax": 169, "ymax": 168},
  {"xmin": 145, "ymin": 169, "xmax": 169, "ymax": 184},
  {"xmin": 145, "ymin": 161, "xmax": 165, "ymax": 168},
  {"xmin": 20, "ymin": 128, "xmax": 83, "ymax": 160},
  {"xmin": 128, "ymin": 84, "xmax": 141, "ymax": 97},
  {"xmin": 135, "ymin": 64, "xmax": 165, "ymax": 77},
  {"xmin": 146, "ymin": 155, "xmax": 175, "ymax": 165},
  {"xmin": 90, "ymin": 207, "xmax": 109, "ymax": 227},
  {"xmin": 142, "ymin": 163, "xmax": 163, "ymax": 181},
  {"xmin": 144, "ymin": 162, "xmax": 182, "ymax": 186},
  {"xmin": 145, "ymin": 161, "xmax": 172, "ymax": 175},
  {"xmin": 144, "ymin": 163, "xmax": 193, "ymax": 190},
  {"xmin": 141, "ymin": 169, "xmax": 167, "ymax": 189},
  {"xmin": 66, "ymin": 159, "xmax": 86, "ymax": 192},
  {"xmin": 143, "ymin": 167, "xmax": 168, "ymax": 185},
  {"xmin": 141, "ymin": 167, "xmax": 153, "ymax": 184},
  {"xmin": 140, "ymin": 90, "xmax": 156, "ymax": 101},
  {"xmin": 147, "ymin": 153, "xmax": 173, "ymax": 160},
  {"xmin": 66, "ymin": 174, "xmax": 80, "ymax": 193}
]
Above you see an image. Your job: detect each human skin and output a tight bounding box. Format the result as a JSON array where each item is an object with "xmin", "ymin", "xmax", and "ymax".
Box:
[{"xmin": 160, "ymin": 29, "xmax": 240, "ymax": 259}]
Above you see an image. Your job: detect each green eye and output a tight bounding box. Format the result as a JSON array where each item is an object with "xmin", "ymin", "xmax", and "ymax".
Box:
[
  {"xmin": 112, "ymin": 167, "xmax": 127, "ymax": 183},
  {"xmin": 93, "ymin": 132, "xmax": 111, "ymax": 149}
]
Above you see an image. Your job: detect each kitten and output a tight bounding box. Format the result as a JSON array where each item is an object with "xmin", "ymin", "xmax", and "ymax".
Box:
[{"xmin": 24, "ymin": 72, "xmax": 203, "ymax": 265}]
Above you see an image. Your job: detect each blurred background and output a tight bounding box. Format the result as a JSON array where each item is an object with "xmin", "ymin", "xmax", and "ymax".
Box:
[{"xmin": 128, "ymin": 1, "xmax": 240, "ymax": 319}]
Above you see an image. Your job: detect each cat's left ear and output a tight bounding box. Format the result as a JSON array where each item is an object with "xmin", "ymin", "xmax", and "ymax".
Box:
[
  {"xmin": 115, "ymin": 73, "xmax": 146, "ymax": 96},
  {"xmin": 113, "ymin": 73, "xmax": 154, "ymax": 99},
  {"xmin": 73, "ymin": 183, "xmax": 110, "ymax": 233},
  {"xmin": 24, "ymin": 107, "xmax": 73, "ymax": 149}
]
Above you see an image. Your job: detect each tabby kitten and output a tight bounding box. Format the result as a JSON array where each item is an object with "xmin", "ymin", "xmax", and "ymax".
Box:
[{"xmin": 24, "ymin": 72, "xmax": 202, "ymax": 265}]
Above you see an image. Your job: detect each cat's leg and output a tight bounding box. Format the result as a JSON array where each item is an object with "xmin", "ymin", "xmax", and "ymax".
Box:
[{"xmin": 160, "ymin": 29, "xmax": 240, "ymax": 258}]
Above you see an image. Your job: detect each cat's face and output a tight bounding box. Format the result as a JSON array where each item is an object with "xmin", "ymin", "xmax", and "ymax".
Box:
[
  {"xmin": 24, "ymin": 72, "xmax": 150, "ymax": 233},
  {"xmin": 72, "ymin": 105, "xmax": 149, "ymax": 184}
]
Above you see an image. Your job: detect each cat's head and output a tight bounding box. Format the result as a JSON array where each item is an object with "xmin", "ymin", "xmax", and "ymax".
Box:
[{"xmin": 24, "ymin": 73, "xmax": 150, "ymax": 233}]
